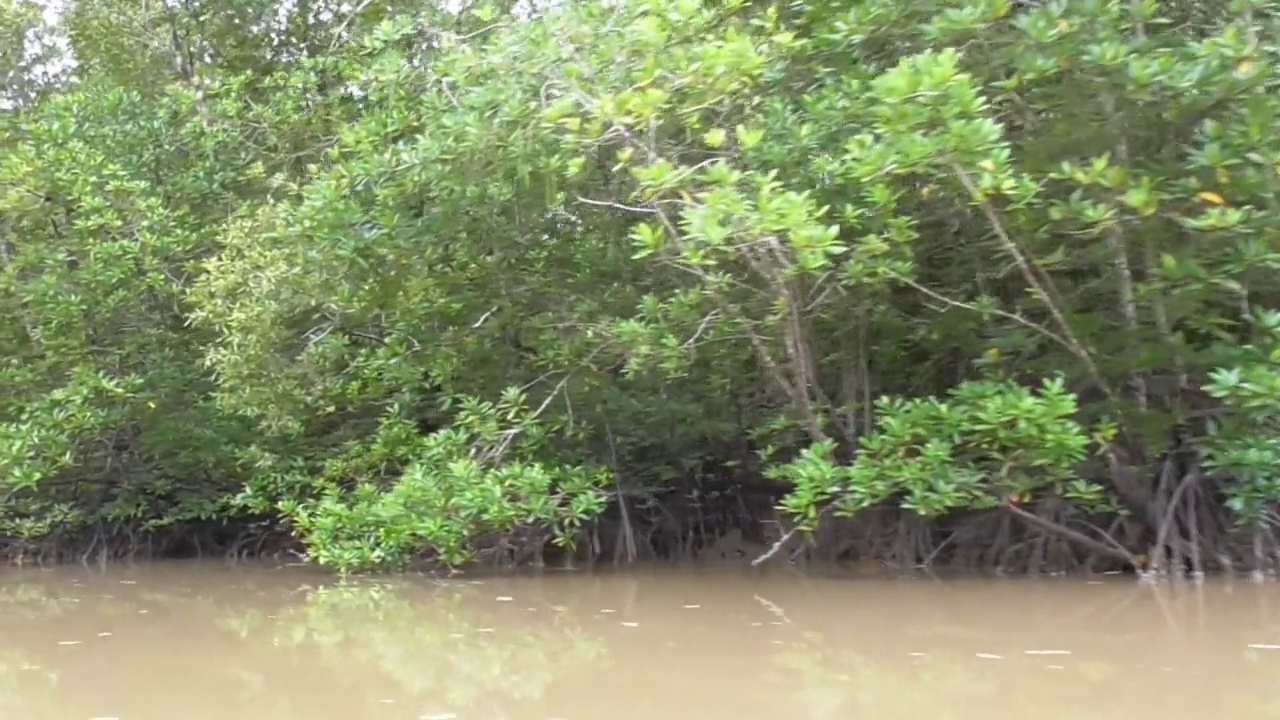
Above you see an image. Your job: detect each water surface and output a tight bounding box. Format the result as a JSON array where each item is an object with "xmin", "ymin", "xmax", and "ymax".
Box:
[{"xmin": 2, "ymin": 561, "xmax": 1279, "ymax": 719}]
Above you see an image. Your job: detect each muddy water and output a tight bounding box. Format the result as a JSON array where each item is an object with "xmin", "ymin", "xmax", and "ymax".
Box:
[{"xmin": 3, "ymin": 563, "xmax": 1280, "ymax": 720}]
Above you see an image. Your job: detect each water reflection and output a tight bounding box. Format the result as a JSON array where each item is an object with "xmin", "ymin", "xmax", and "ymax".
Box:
[
  {"xmin": 221, "ymin": 579, "xmax": 607, "ymax": 711},
  {"xmin": 0, "ymin": 563, "xmax": 1279, "ymax": 719},
  {"xmin": 757, "ymin": 580, "xmax": 1280, "ymax": 720}
]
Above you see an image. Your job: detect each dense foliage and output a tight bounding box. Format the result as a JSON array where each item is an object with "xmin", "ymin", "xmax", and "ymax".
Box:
[{"xmin": 3, "ymin": 0, "xmax": 1280, "ymax": 575}]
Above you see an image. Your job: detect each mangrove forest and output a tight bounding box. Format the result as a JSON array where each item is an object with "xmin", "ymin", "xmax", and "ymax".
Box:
[{"xmin": 2, "ymin": 0, "xmax": 1280, "ymax": 577}]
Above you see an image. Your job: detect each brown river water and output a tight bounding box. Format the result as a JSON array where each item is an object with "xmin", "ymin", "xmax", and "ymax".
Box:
[{"xmin": 2, "ymin": 561, "xmax": 1280, "ymax": 720}]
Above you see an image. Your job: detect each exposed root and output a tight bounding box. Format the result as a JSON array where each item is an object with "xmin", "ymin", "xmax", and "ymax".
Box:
[{"xmin": 3, "ymin": 473, "xmax": 1277, "ymax": 582}]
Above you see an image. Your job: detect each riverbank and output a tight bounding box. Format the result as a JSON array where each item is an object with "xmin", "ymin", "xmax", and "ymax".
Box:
[{"xmin": 4, "ymin": 495, "xmax": 1277, "ymax": 583}]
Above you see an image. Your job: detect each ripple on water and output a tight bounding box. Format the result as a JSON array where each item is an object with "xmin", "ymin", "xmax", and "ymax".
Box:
[{"xmin": 6, "ymin": 564, "xmax": 1280, "ymax": 720}]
